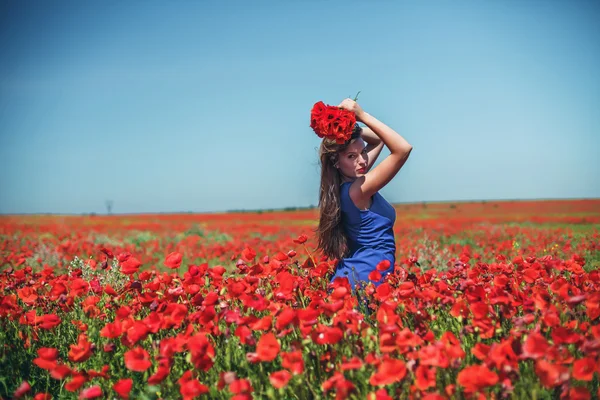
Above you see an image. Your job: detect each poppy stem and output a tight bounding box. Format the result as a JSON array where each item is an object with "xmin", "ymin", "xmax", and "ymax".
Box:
[{"xmin": 303, "ymin": 244, "xmax": 317, "ymax": 271}]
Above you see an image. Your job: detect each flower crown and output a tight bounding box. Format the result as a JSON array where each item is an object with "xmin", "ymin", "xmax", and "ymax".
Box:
[{"xmin": 309, "ymin": 93, "xmax": 361, "ymax": 144}]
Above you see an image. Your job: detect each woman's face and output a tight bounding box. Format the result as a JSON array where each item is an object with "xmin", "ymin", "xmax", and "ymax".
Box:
[{"xmin": 336, "ymin": 138, "xmax": 368, "ymax": 181}]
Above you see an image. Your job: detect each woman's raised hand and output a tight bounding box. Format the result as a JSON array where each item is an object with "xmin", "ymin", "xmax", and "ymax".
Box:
[{"xmin": 338, "ymin": 98, "xmax": 366, "ymax": 122}]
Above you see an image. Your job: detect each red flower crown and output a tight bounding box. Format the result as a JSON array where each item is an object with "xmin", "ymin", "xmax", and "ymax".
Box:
[{"xmin": 310, "ymin": 101, "xmax": 357, "ymax": 144}]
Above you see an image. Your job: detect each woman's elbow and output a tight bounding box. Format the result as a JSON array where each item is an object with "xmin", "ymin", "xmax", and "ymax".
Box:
[{"xmin": 390, "ymin": 144, "xmax": 412, "ymax": 159}]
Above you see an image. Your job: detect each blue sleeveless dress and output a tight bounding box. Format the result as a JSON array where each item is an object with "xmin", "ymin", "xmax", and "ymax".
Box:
[{"xmin": 329, "ymin": 181, "xmax": 396, "ymax": 289}]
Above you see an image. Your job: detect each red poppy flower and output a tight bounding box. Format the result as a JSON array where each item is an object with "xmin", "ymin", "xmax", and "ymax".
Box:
[
  {"xmin": 369, "ymin": 357, "xmax": 406, "ymax": 386},
  {"xmin": 164, "ymin": 252, "xmax": 183, "ymax": 269},
  {"xmin": 50, "ymin": 364, "xmax": 72, "ymax": 380},
  {"xmin": 418, "ymin": 344, "xmax": 449, "ymax": 368},
  {"xmin": 100, "ymin": 247, "xmax": 114, "ymax": 259},
  {"xmin": 275, "ymin": 308, "xmax": 297, "ymax": 331},
  {"xmin": 375, "ymin": 283, "xmax": 392, "ymax": 301},
  {"xmin": 521, "ymin": 332, "xmax": 550, "ymax": 359},
  {"xmin": 572, "ymin": 357, "xmax": 596, "ymax": 381},
  {"xmin": 124, "ymin": 347, "xmax": 152, "ymax": 372},
  {"xmin": 379, "ymin": 333, "xmax": 396, "ymax": 354},
  {"xmin": 178, "ymin": 371, "xmax": 209, "ymax": 400},
  {"xmin": 551, "ymin": 326, "xmax": 582, "ymax": 345},
  {"xmin": 250, "ymin": 315, "xmax": 272, "ymax": 331},
  {"xmin": 33, "ymin": 348, "xmax": 59, "ymax": 370},
  {"xmin": 376, "ymin": 259, "xmax": 391, "ymax": 271},
  {"xmin": 235, "ymin": 325, "xmax": 254, "ymax": 345},
  {"xmin": 369, "ymin": 270, "xmax": 382, "ymax": 282},
  {"xmin": 322, "ymin": 371, "xmax": 356, "ymax": 397},
  {"xmin": 188, "ymin": 333, "xmax": 215, "ymax": 371},
  {"xmin": 310, "ymin": 101, "xmax": 357, "ymax": 144},
  {"xmin": 293, "ymin": 234, "xmax": 308, "ymax": 244},
  {"xmin": 79, "ymin": 386, "xmax": 102, "ymax": 399},
  {"xmin": 241, "ymin": 247, "xmax": 256, "ymax": 262},
  {"xmin": 281, "ymin": 351, "xmax": 304, "ymax": 375},
  {"xmin": 38, "ymin": 314, "xmax": 61, "ymax": 330},
  {"xmin": 113, "ymin": 378, "xmax": 133, "ymax": 399},
  {"xmin": 65, "ymin": 373, "xmax": 87, "ymax": 392},
  {"xmin": 100, "ymin": 320, "xmax": 122, "ymax": 339},
  {"xmin": 269, "ymin": 370, "xmax": 292, "ymax": 389},
  {"xmin": 256, "ymin": 332, "xmax": 280, "ymax": 362},
  {"xmin": 535, "ymin": 359, "xmax": 569, "ymax": 388},
  {"xmin": 367, "ymin": 389, "xmax": 394, "ymax": 400},
  {"xmin": 341, "ymin": 356, "xmax": 363, "ymax": 371},
  {"xmin": 148, "ymin": 358, "xmax": 171, "ymax": 385},
  {"xmin": 230, "ymin": 378, "xmax": 253, "ymax": 395},
  {"xmin": 120, "ymin": 256, "xmax": 141, "ymax": 275},
  {"xmin": 313, "ymin": 326, "xmax": 344, "ymax": 345},
  {"xmin": 273, "ymin": 252, "xmax": 289, "ymax": 262},
  {"xmin": 415, "ymin": 365, "xmax": 437, "ymax": 390},
  {"xmin": 17, "ymin": 287, "xmax": 37, "ymax": 305},
  {"xmin": 569, "ymin": 387, "xmax": 591, "ymax": 400},
  {"xmin": 397, "ymin": 282, "xmax": 414, "ymax": 298},
  {"xmin": 457, "ymin": 364, "xmax": 498, "ymax": 393},
  {"xmin": 396, "ymin": 327, "xmax": 424, "ymax": 349},
  {"xmin": 68, "ymin": 334, "xmax": 93, "ymax": 363},
  {"xmin": 488, "ymin": 339, "xmax": 518, "ymax": 372},
  {"xmin": 14, "ymin": 381, "xmax": 31, "ymax": 399}
]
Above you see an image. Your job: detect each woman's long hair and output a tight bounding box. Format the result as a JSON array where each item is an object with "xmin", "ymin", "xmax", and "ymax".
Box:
[{"xmin": 315, "ymin": 125, "xmax": 362, "ymax": 261}]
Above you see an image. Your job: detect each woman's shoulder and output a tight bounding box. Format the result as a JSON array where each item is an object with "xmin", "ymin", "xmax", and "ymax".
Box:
[
  {"xmin": 340, "ymin": 180, "xmax": 379, "ymax": 197},
  {"xmin": 340, "ymin": 180, "xmax": 376, "ymax": 214}
]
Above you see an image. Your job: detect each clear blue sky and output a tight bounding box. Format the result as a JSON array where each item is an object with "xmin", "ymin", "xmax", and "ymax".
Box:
[{"xmin": 1, "ymin": 0, "xmax": 599, "ymax": 214}]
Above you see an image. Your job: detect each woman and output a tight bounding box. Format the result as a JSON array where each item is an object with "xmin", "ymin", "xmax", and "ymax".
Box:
[{"xmin": 316, "ymin": 98, "xmax": 413, "ymax": 290}]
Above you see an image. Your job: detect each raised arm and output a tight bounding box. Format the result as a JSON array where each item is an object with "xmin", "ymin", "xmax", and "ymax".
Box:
[
  {"xmin": 338, "ymin": 98, "xmax": 413, "ymax": 205},
  {"xmin": 360, "ymin": 126, "xmax": 384, "ymax": 171}
]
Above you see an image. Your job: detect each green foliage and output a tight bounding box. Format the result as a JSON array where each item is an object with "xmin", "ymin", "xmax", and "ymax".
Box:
[
  {"xmin": 92, "ymin": 234, "xmax": 123, "ymax": 247},
  {"xmin": 124, "ymin": 231, "xmax": 158, "ymax": 247},
  {"xmin": 170, "ymin": 224, "xmax": 232, "ymax": 244}
]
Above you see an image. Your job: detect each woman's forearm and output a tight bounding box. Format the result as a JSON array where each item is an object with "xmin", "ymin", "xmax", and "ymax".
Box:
[
  {"xmin": 360, "ymin": 126, "xmax": 382, "ymax": 146},
  {"xmin": 360, "ymin": 112, "xmax": 412, "ymax": 156}
]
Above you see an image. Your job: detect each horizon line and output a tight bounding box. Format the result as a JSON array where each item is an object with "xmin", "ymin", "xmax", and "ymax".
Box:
[{"xmin": 1, "ymin": 196, "xmax": 599, "ymax": 217}]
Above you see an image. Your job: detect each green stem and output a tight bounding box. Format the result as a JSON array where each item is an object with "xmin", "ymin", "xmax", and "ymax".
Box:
[{"xmin": 302, "ymin": 244, "xmax": 318, "ymax": 272}]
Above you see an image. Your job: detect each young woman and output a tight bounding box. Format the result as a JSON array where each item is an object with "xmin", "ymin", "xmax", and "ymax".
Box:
[{"xmin": 316, "ymin": 98, "xmax": 413, "ymax": 290}]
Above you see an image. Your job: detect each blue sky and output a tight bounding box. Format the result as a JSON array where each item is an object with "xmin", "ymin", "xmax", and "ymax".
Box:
[{"xmin": 1, "ymin": 0, "xmax": 599, "ymax": 214}]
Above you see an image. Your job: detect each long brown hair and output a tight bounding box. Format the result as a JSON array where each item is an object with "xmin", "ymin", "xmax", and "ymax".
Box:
[{"xmin": 315, "ymin": 125, "xmax": 362, "ymax": 261}]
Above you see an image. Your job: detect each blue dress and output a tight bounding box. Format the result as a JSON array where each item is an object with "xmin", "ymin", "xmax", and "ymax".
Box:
[{"xmin": 329, "ymin": 180, "xmax": 397, "ymax": 289}]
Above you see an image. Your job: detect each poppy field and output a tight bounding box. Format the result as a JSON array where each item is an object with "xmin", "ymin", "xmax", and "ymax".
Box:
[{"xmin": 1, "ymin": 199, "xmax": 600, "ymax": 399}]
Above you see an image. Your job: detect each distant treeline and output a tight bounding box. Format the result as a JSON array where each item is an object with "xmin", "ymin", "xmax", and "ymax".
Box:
[
  {"xmin": 226, "ymin": 205, "xmax": 317, "ymax": 214},
  {"xmin": 10, "ymin": 198, "xmax": 593, "ymax": 217}
]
